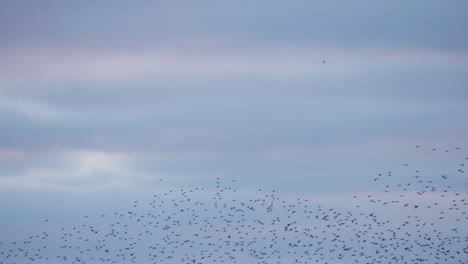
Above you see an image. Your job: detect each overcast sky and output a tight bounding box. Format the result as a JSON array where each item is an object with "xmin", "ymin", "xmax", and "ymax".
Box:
[{"xmin": 0, "ymin": 1, "xmax": 468, "ymax": 260}]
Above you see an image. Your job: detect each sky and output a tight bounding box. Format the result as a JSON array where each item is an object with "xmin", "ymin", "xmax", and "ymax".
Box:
[{"xmin": 0, "ymin": 1, "xmax": 468, "ymax": 263}]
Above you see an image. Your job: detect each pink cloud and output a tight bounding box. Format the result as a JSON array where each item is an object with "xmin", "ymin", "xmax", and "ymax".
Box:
[
  {"xmin": 0, "ymin": 149, "xmax": 27, "ymax": 161},
  {"xmin": 2, "ymin": 46, "xmax": 467, "ymax": 84}
]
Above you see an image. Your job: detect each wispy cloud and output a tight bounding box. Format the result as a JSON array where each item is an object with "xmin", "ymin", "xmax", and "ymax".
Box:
[
  {"xmin": 0, "ymin": 88, "xmax": 67, "ymax": 120},
  {"xmin": 0, "ymin": 150, "xmax": 148, "ymax": 191},
  {"xmin": 0, "ymin": 149, "xmax": 27, "ymax": 161},
  {"xmin": 2, "ymin": 47, "xmax": 467, "ymax": 84}
]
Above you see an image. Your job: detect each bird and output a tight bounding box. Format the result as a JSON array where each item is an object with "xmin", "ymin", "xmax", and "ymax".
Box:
[{"xmin": 0, "ymin": 145, "xmax": 466, "ymax": 264}]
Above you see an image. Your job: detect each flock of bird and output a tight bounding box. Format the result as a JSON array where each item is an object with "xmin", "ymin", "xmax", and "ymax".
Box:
[{"xmin": 1, "ymin": 146, "xmax": 467, "ymax": 264}]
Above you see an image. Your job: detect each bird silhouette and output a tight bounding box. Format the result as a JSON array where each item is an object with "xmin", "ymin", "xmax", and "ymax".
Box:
[{"xmin": 0, "ymin": 146, "xmax": 466, "ymax": 264}]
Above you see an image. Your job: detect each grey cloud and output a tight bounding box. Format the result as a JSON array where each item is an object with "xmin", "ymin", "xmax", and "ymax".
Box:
[
  {"xmin": 1, "ymin": 94, "xmax": 467, "ymax": 154},
  {"xmin": 0, "ymin": 0, "xmax": 467, "ymax": 199},
  {"xmin": 2, "ymin": 52, "xmax": 468, "ymax": 111},
  {"xmin": 1, "ymin": 48, "xmax": 467, "ymax": 157},
  {"xmin": 1, "ymin": 2, "xmax": 468, "ymax": 256},
  {"xmin": 1, "ymin": 1, "xmax": 467, "ymax": 51}
]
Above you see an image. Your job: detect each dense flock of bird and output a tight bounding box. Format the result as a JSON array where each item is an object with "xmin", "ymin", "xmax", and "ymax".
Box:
[{"xmin": 1, "ymin": 146, "xmax": 467, "ymax": 264}]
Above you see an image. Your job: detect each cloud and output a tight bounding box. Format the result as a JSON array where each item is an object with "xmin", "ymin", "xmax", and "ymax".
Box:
[
  {"xmin": 1, "ymin": 90, "xmax": 467, "ymax": 157},
  {"xmin": 0, "ymin": 149, "xmax": 27, "ymax": 161},
  {"xmin": 0, "ymin": 1, "xmax": 467, "ymax": 196},
  {"xmin": 0, "ymin": 3, "xmax": 466, "ymax": 260},
  {"xmin": 1, "ymin": 47, "xmax": 467, "ymax": 84},
  {"xmin": 0, "ymin": 88, "xmax": 67, "ymax": 120},
  {"xmin": 0, "ymin": 150, "xmax": 148, "ymax": 191},
  {"xmin": 1, "ymin": 0, "xmax": 467, "ymax": 51}
]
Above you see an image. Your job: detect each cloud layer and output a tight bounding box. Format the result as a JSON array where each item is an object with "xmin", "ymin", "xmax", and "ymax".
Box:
[{"xmin": 0, "ymin": 1, "xmax": 467, "ymax": 194}]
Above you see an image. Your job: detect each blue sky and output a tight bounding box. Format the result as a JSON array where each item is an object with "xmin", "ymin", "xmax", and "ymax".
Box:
[{"xmin": 0, "ymin": 1, "xmax": 468, "ymax": 263}]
